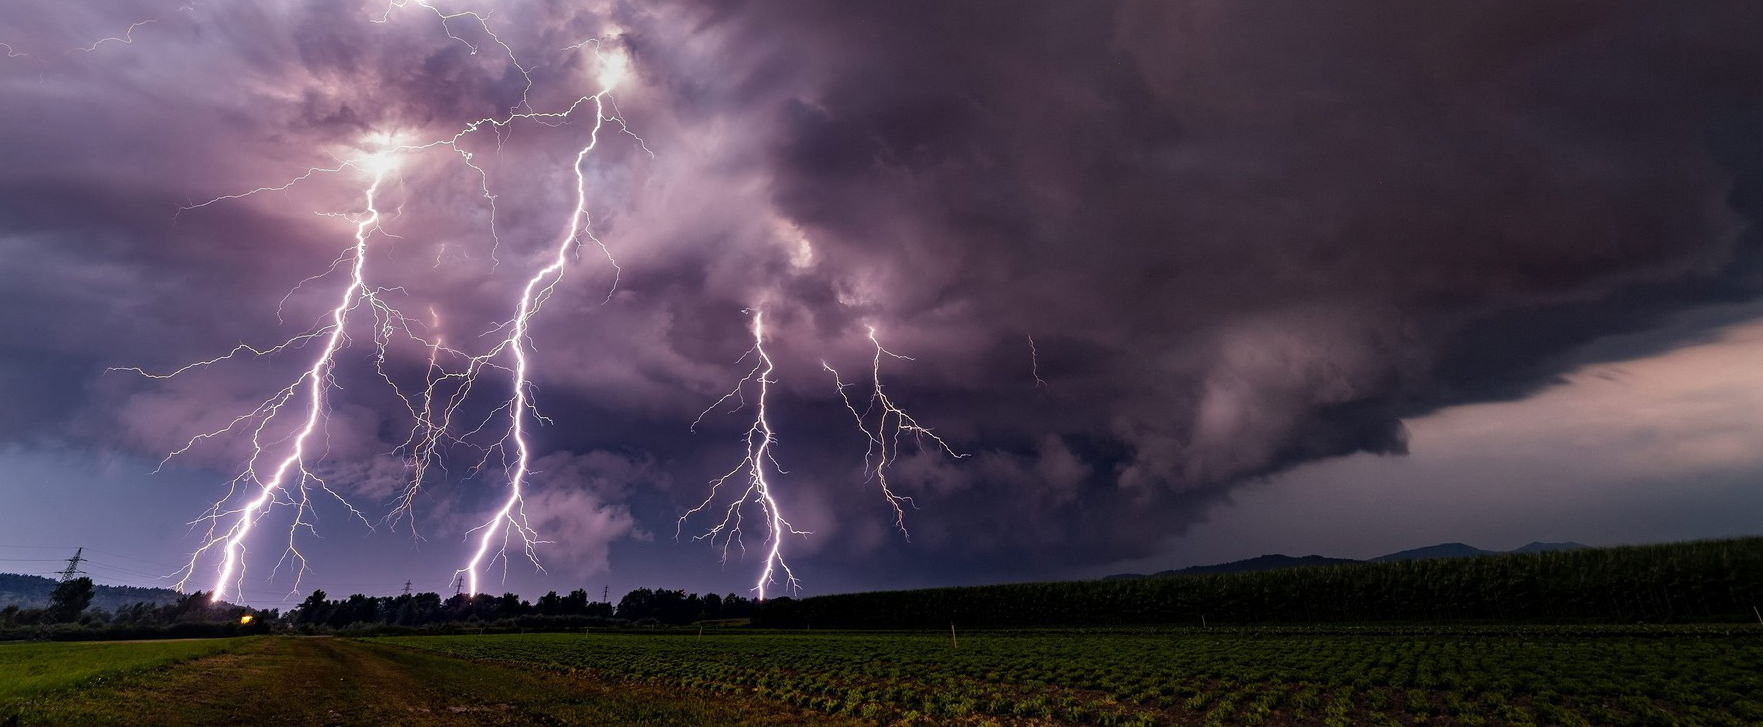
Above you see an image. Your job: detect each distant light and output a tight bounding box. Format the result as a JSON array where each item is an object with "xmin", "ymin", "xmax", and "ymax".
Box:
[{"xmin": 239, "ymin": 614, "xmax": 255, "ymax": 625}]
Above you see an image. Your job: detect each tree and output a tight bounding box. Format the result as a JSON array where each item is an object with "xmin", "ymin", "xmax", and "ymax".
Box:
[
  {"xmin": 562, "ymin": 588, "xmax": 590, "ymax": 614},
  {"xmin": 536, "ymin": 590, "xmax": 563, "ymax": 615},
  {"xmin": 47, "ymin": 577, "xmax": 95, "ymax": 622},
  {"xmin": 294, "ymin": 589, "xmax": 329, "ymax": 625}
]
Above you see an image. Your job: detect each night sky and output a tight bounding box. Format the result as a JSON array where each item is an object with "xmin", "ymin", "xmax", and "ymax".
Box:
[{"xmin": 4, "ymin": 1, "xmax": 1763, "ymax": 607}]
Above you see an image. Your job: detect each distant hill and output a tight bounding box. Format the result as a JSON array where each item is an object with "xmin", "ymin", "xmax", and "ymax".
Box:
[
  {"xmin": 0, "ymin": 573, "xmax": 183, "ymax": 611},
  {"xmin": 1173, "ymin": 554, "xmax": 1361, "ymax": 574},
  {"xmin": 1107, "ymin": 541, "xmax": 1592, "ymax": 579},
  {"xmin": 1371, "ymin": 542, "xmax": 1495, "ymax": 562},
  {"xmin": 1104, "ymin": 554, "xmax": 1360, "ymax": 580},
  {"xmin": 1511, "ymin": 541, "xmax": 1589, "ymax": 554}
]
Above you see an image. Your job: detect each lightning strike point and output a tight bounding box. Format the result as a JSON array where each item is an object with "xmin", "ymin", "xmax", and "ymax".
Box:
[
  {"xmin": 127, "ymin": 13, "xmax": 650, "ymax": 603},
  {"xmin": 680, "ymin": 310, "xmax": 806, "ymax": 600}
]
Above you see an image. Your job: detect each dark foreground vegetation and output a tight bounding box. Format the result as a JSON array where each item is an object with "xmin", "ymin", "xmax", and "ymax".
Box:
[
  {"xmin": 7, "ymin": 627, "xmax": 1758, "ymax": 726},
  {"xmin": 5, "ymin": 537, "xmax": 1760, "ymax": 643},
  {"xmin": 3, "ymin": 538, "xmax": 1761, "ymax": 725},
  {"xmin": 753, "ymin": 537, "xmax": 1763, "ymax": 628},
  {"xmin": 2, "ymin": 637, "xmax": 845, "ymax": 727},
  {"xmin": 378, "ymin": 627, "xmax": 1763, "ymax": 727}
]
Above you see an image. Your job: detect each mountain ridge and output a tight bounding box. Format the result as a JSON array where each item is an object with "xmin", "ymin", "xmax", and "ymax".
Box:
[
  {"xmin": 1107, "ymin": 541, "xmax": 1588, "ymax": 580},
  {"xmin": 0, "ymin": 572, "xmax": 184, "ymax": 611}
]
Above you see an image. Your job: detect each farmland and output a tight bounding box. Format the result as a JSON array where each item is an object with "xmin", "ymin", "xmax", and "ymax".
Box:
[
  {"xmin": 3, "ymin": 636, "xmax": 851, "ymax": 726},
  {"xmin": 3, "ymin": 625, "xmax": 1758, "ymax": 725},
  {"xmin": 0, "ymin": 636, "xmax": 251, "ymax": 704},
  {"xmin": 6, "ymin": 539, "xmax": 1762, "ymax": 725},
  {"xmin": 379, "ymin": 625, "xmax": 1763, "ymax": 726}
]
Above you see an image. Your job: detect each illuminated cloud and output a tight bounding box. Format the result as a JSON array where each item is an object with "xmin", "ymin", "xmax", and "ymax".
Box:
[{"xmin": 2, "ymin": 0, "xmax": 1761, "ymax": 594}]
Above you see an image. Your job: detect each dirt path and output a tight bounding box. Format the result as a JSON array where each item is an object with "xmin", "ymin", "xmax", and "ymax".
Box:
[{"xmin": 23, "ymin": 637, "xmax": 856, "ymax": 726}]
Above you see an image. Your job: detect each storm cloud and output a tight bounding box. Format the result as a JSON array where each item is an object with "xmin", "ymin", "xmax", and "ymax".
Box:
[{"xmin": 3, "ymin": 0, "xmax": 1762, "ymax": 592}]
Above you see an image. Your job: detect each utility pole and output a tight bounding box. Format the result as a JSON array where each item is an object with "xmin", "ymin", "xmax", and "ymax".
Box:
[
  {"xmin": 402, "ymin": 580, "xmax": 413, "ymax": 597},
  {"xmin": 602, "ymin": 585, "xmax": 609, "ymax": 603},
  {"xmin": 58, "ymin": 547, "xmax": 85, "ymax": 582},
  {"xmin": 453, "ymin": 574, "xmax": 464, "ymax": 597}
]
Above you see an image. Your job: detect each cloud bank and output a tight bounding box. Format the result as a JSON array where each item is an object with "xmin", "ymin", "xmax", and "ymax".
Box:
[{"xmin": 2, "ymin": 0, "xmax": 1761, "ymax": 587}]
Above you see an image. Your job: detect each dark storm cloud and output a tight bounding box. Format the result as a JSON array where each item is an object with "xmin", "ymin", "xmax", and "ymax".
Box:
[
  {"xmin": 4, "ymin": 0, "xmax": 1763, "ymax": 589},
  {"xmin": 649, "ymin": 0, "xmax": 1763, "ymax": 560}
]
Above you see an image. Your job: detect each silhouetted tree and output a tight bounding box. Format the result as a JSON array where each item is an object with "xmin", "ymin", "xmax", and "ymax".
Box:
[
  {"xmin": 46, "ymin": 577, "xmax": 94, "ymax": 622},
  {"xmin": 293, "ymin": 589, "xmax": 329, "ymax": 625}
]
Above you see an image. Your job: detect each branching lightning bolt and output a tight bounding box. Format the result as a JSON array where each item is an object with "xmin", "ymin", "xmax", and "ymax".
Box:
[
  {"xmin": 374, "ymin": 1, "xmax": 534, "ymax": 115},
  {"xmin": 127, "ymin": 154, "xmax": 398, "ymax": 602},
  {"xmin": 452, "ymin": 62, "xmax": 631, "ymax": 596},
  {"xmin": 111, "ymin": 4, "xmax": 968, "ymax": 602},
  {"xmin": 824, "ymin": 327, "xmax": 968, "ymax": 537},
  {"xmin": 679, "ymin": 310, "xmax": 806, "ymax": 599},
  {"xmin": 72, "ymin": 20, "xmax": 157, "ymax": 54},
  {"xmin": 120, "ymin": 16, "xmax": 644, "ymax": 601}
]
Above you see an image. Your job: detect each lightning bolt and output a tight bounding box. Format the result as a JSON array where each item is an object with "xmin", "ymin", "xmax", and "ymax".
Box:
[
  {"xmin": 115, "ymin": 5, "xmax": 961, "ymax": 602},
  {"xmin": 71, "ymin": 19, "xmax": 157, "ymax": 54},
  {"xmin": 824, "ymin": 326, "xmax": 968, "ymax": 537},
  {"xmin": 374, "ymin": 1, "xmax": 534, "ymax": 115},
  {"xmin": 452, "ymin": 58, "xmax": 631, "ymax": 596},
  {"xmin": 122, "ymin": 152, "xmax": 399, "ymax": 602},
  {"xmin": 120, "ymin": 14, "xmax": 643, "ymax": 600},
  {"xmin": 680, "ymin": 310, "xmax": 806, "ymax": 599},
  {"xmin": 1028, "ymin": 333, "xmax": 1049, "ymax": 388}
]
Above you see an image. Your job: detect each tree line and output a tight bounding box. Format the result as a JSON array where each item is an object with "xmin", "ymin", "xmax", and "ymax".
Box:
[
  {"xmin": 752, "ymin": 537, "xmax": 1763, "ymax": 628},
  {"xmin": 0, "ymin": 577, "xmax": 271, "ymax": 640},
  {"xmin": 2, "ymin": 578, "xmax": 757, "ymax": 641},
  {"xmin": 288, "ymin": 586, "xmax": 757, "ymax": 629}
]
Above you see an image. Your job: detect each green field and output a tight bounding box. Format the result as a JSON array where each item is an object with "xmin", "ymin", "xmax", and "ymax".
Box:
[
  {"xmin": 0, "ymin": 637, "xmax": 251, "ymax": 703},
  {"xmin": 5, "ymin": 628, "xmax": 1760, "ymax": 725},
  {"xmin": 380, "ymin": 626, "xmax": 1763, "ymax": 726}
]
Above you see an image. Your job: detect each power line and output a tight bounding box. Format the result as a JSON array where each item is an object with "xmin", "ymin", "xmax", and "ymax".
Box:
[
  {"xmin": 0, "ymin": 544, "xmax": 179, "ymax": 570},
  {"xmin": 58, "ymin": 548, "xmax": 85, "ymax": 582}
]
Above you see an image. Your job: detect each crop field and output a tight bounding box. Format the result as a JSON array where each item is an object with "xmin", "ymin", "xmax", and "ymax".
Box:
[
  {"xmin": 2, "ymin": 636, "xmax": 848, "ymax": 726},
  {"xmin": 4, "ymin": 627, "xmax": 1758, "ymax": 725},
  {"xmin": 380, "ymin": 626, "xmax": 1763, "ymax": 726}
]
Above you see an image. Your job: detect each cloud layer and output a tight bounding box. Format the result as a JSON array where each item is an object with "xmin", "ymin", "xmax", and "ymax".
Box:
[{"xmin": 3, "ymin": 1, "xmax": 1762, "ymax": 589}]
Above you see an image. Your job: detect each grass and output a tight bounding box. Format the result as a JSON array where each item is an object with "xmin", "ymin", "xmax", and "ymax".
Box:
[
  {"xmin": 0, "ymin": 637, "xmax": 251, "ymax": 704},
  {"xmin": 379, "ymin": 625, "xmax": 1763, "ymax": 726}
]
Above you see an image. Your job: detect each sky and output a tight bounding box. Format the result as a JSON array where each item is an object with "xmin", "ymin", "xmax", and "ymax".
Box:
[{"xmin": 2, "ymin": 1, "xmax": 1763, "ymax": 607}]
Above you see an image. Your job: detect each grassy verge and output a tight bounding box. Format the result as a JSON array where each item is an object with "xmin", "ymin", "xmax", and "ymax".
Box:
[
  {"xmin": 0, "ymin": 637, "xmax": 253, "ymax": 723},
  {"xmin": 0, "ymin": 637, "xmax": 252, "ymax": 701}
]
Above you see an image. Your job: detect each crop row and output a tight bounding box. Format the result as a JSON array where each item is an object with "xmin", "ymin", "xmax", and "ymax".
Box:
[{"xmin": 377, "ymin": 627, "xmax": 1763, "ymax": 725}]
